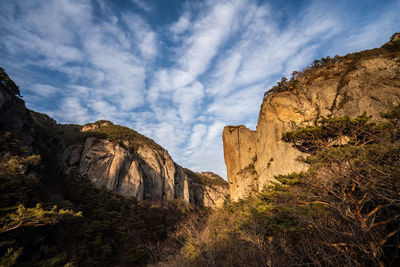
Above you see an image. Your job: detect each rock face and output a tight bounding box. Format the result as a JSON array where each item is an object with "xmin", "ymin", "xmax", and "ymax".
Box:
[
  {"xmin": 188, "ymin": 171, "xmax": 230, "ymax": 208},
  {"xmin": 222, "ymin": 126, "xmax": 257, "ymax": 201},
  {"xmin": 61, "ymin": 125, "xmax": 228, "ymax": 207},
  {"xmin": 190, "ymin": 183, "xmax": 229, "ymax": 208},
  {"xmin": 0, "ymin": 81, "xmax": 33, "ymax": 145},
  {"xmin": 81, "ymin": 120, "xmax": 113, "ymax": 132},
  {"xmin": 0, "ymin": 68, "xmax": 229, "ymax": 207},
  {"xmin": 223, "ymin": 41, "xmax": 400, "ymax": 200},
  {"xmin": 62, "ymin": 137, "xmax": 190, "ymax": 202}
]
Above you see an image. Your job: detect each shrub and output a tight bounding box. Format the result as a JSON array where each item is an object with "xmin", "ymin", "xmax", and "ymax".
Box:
[{"xmin": 163, "ymin": 106, "xmax": 400, "ymax": 266}]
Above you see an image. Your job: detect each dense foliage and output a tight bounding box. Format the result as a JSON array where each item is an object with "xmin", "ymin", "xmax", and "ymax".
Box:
[
  {"xmin": 161, "ymin": 106, "xmax": 400, "ymax": 266},
  {"xmin": 0, "ymin": 127, "xmax": 198, "ymax": 266}
]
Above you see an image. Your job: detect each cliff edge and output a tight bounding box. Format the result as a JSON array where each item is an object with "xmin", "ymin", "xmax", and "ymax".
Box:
[{"xmin": 223, "ymin": 33, "xmax": 400, "ymax": 200}]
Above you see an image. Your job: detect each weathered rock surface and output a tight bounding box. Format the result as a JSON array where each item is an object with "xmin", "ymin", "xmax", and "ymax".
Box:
[
  {"xmin": 81, "ymin": 120, "xmax": 113, "ymax": 132},
  {"xmin": 183, "ymin": 168, "xmax": 230, "ymax": 207},
  {"xmin": 61, "ymin": 136, "xmax": 190, "ymax": 202},
  {"xmin": 61, "ymin": 125, "xmax": 228, "ymax": 207},
  {"xmin": 222, "ymin": 126, "xmax": 257, "ymax": 201},
  {"xmin": 0, "ymin": 69, "xmax": 229, "ymax": 207},
  {"xmin": 191, "ymin": 183, "xmax": 229, "ymax": 208},
  {"xmin": 189, "ymin": 172, "xmax": 230, "ymax": 208},
  {"xmin": 223, "ymin": 41, "xmax": 400, "ymax": 200}
]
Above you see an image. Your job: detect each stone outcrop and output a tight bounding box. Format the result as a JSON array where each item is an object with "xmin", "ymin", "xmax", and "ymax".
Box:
[
  {"xmin": 0, "ymin": 79, "xmax": 33, "ymax": 145},
  {"xmin": 222, "ymin": 126, "xmax": 257, "ymax": 201},
  {"xmin": 390, "ymin": 32, "xmax": 400, "ymax": 42},
  {"xmin": 81, "ymin": 120, "xmax": 113, "ymax": 132},
  {"xmin": 0, "ymin": 68, "xmax": 229, "ymax": 207},
  {"xmin": 188, "ymin": 171, "xmax": 230, "ymax": 208},
  {"xmin": 223, "ymin": 41, "xmax": 400, "ymax": 200},
  {"xmin": 190, "ymin": 183, "xmax": 229, "ymax": 208},
  {"xmin": 62, "ymin": 137, "xmax": 190, "ymax": 202},
  {"xmin": 61, "ymin": 123, "xmax": 229, "ymax": 207}
]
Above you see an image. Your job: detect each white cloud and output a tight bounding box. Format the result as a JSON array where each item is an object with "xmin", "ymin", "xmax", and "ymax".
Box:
[
  {"xmin": 206, "ymin": 51, "xmax": 242, "ymax": 97},
  {"xmin": 170, "ymin": 69, "xmax": 195, "ymax": 89},
  {"xmin": 56, "ymin": 97, "xmax": 91, "ymax": 124},
  {"xmin": 173, "ymin": 81, "xmax": 204, "ymax": 123},
  {"xmin": 207, "ymin": 84, "xmax": 264, "ymax": 123},
  {"xmin": 2, "ymin": 0, "xmax": 400, "ymax": 179},
  {"xmin": 181, "ymin": 121, "xmax": 226, "ymax": 175},
  {"xmin": 123, "ymin": 13, "xmax": 158, "ymax": 59},
  {"xmin": 29, "ymin": 83, "xmax": 58, "ymax": 97},
  {"xmin": 177, "ymin": 1, "xmax": 243, "ymax": 78},
  {"xmin": 170, "ymin": 12, "xmax": 191, "ymax": 36},
  {"xmin": 130, "ymin": 0, "xmax": 153, "ymax": 13},
  {"xmin": 187, "ymin": 124, "xmax": 207, "ymax": 150},
  {"xmin": 329, "ymin": 1, "xmax": 400, "ymax": 55}
]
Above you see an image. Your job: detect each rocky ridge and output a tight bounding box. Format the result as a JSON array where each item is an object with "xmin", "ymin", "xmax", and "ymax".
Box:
[
  {"xmin": 223, "ymin": 34, "xmax": 400, "ymax": 200},
  {"xmin": 60, "ymin": 122, "xmax": 229, "ymax": 206},
  {"xmin": 0, "ymin": 71, "xmax": 229, "ymax": 207}
]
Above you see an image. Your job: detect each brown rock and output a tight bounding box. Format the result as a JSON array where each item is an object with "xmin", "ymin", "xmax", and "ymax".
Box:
[
  {"xmin": 62, "ymin": 137, "xmax": 190, "ymax": 202},
  {"xmin": 81, "ymin": 120, "xmax": 113, "ymax": 132},
  {"xmin": 222, "ymin": 125, "xmax": 257, "ymax": 200},
  {"xmin": 224, "ymin": 47, "xmax": 400, "ymax": 200}
]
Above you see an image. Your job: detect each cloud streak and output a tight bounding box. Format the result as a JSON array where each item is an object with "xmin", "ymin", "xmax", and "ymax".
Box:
[{"xmin": 1, "ymin": 0, "xmax": 399, "ymax": 179}]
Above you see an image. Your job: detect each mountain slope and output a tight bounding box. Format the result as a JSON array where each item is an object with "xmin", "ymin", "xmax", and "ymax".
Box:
[
  {"xmin": 223, "ymin": 33, "xmax": 400, "ymax": 200},
  {"xmin": 0, "ymin": 68, "xmax": 227, "ymax": 265}
]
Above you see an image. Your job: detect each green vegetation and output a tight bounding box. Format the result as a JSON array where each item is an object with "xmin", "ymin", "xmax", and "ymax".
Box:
[
  {"xmin": 264, "ymin": 34, "xmax": 400, "ymax": 98},
  {"xmin": 282, "ymin": 113, "xmax": 378, "ymax": 153},
  {"xmin": 0, "ymin": 128, "xmax": 199, "ymax": 266},
  {"xmin": 264, "ymin": 75, "xmax": 300, "ymax": 96},
  {"xmin": 162, "ymin": 106, "xmax": 400, "ymax": 266},
  {"xmin": 184, "ymin": 168, "xmax": 229, "ymax": 188},
  {"xmin": 30, "ymin": 111, "xmax": 164, "ymax": 152},
  {"xmin": 88, "ymin": 123, "xmax": 163, "ymax": 152},
  {"xmin": 1, "ymin": 204, "xmax": 80, "ymax": 233}
]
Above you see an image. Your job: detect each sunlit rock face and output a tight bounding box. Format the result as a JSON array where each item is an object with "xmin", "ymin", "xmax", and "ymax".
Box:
[
  {"xmin": 222, "ymin": 126, "xmax": 257, "ymax": 201},
  {"xmin": 62, "ymin": 137, "xmax": 189, "ymax": 202},
  {"xmin": 224, "ymin": 45, "xmax": 400, "ymax": 200},
  {"xmin": 81, "ymin": 121, "xmax": 113, "ymax": 132},
  {"xmin": 61, "ymin": 130, "xmax": 229, "ymax": 207}
]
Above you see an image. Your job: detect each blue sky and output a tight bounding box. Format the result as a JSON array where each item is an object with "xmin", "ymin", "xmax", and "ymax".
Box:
[{"xmin": 1, "ymin": 0, "xmax": 399, "ymax": 178}]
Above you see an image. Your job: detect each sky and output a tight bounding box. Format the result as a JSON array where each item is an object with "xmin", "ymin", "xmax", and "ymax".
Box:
[{"xmin": 1, "ymin": 0, "xmax": 399, "ymax": 179}]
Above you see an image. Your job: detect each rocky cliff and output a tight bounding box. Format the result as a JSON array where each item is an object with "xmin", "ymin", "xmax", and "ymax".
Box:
[
  {"xmin": 0, "ymin": 69, "xmax": 228, "ymax": 207},
  {"xmin": 184, "ymin": 169, "xmax": 230, "ymax": 208},
  {"xmin": 61, "ymin": 128, "xmax": 190, "ymax": 202},
  {"xmin": 60, "ymin": 121, "xmax": 229, "ymax": 206},
  {"xmin": 0, "ymin": 68, "xmax": 33, "ymax": 145},
  {"xmin": 223, "ymin": 34, "xmax": 400, "ymax": 200},
  {"xmin": 222, "ymin": 126, "xmax": 257, "ymax": 200}
]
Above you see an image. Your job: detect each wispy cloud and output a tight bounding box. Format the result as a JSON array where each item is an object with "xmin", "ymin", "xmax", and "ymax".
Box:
[
  {"xmin": 1, "ymin": 0, "xmax": 399, "ymax": 178},
  {"xmin": 130, "ymin": 0, "xmax": 153, "ymax": 13},
  {"xmin": 169, "ymin": 12, "xmax": 191, "ymax": 37},
  {"xmin": 178, "ymin": 1, "xmax": 242, "ymax": 79},
  {"xmin": 29, "ymin": 83, "xmax": 59, "ymax": 97}
]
